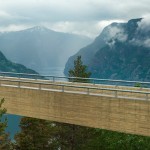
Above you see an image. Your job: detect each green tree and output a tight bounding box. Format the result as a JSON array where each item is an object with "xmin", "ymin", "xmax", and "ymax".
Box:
[
  {"xmin": 69, "ymin": 56, "xmax": 91, "ymax": 82},
  {"xmin": 54, "ymin": 55, "xmax": 95, "ymax": 150},
  {"xmin": 85, "ymin": 129, "xmax": 150, "ymax": 150},
  {"xmin": 134, "ymin": 82, "xmax": 141, "ymax": 87},
  {"xmin": 14, "ymin": 117, "xmax": 59, "ymax": 150},
  {"xmin": 53, "ymin": 122, "xmax": 96, "ymax": 150},
  {"xmin": 0, "ymin": 98, "xmax": 11, "ymax": 150}
]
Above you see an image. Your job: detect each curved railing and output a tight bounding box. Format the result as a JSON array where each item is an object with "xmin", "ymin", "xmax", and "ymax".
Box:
[
  {"xmin": 0, "ymin": 75, "xmax": 149, "ymax": 101},
  {"xmin": 0, "ymin": 71, "xmax": 150, "ymax": 87}
]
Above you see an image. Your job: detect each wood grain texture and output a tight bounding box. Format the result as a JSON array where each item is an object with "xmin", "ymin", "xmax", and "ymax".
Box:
[{"xmin": 1, "ymin": 85, "xmax": 150, "ymax": 136}]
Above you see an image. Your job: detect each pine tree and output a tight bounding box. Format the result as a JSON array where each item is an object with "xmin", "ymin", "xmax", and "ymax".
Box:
[
  {"xmin": 69, "ymin": 56, "xmax": 91, "ymax": 82},
  {"xmin": 14, "ymin": 117, "xmax": 59, "ymax": 150},
  {"xmin": 54, "ymin": 122, "xmax": 96, "ymax": 150},
  {"xmin": 55, "ymin": 55, "xmax": 95, "ymax": 150},
  {"xmin": 0, "ymin": 98, "xmax": 11, "ymax": 150}
]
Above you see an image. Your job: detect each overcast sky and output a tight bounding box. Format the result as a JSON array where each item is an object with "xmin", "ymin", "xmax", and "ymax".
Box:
[{"xmin": 0, "ymin": 0, "xmax": 150, "ymax": 38}]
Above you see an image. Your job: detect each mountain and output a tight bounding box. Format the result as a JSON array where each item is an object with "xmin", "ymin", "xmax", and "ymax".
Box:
[
  {"xmin": 0, "ymin": 51, "xmax": 37, "ymax": 74},
  {"xmin": 0, "ymin": 26, "xmax": 92, "ymax": 74},
  {"xmin": 64, "ymin": 18, "xmax": 150, "ymax": 81}
]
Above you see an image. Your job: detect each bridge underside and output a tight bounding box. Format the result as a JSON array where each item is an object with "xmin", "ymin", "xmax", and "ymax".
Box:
[{"xmin": 1, "ymin": 86, "xmax": 150, "ymax": 137}]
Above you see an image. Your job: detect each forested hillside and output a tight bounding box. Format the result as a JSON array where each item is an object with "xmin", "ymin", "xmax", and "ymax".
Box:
[{"xmin": 0, "ymin": 51, "xmax": 37, "ymax": 74}]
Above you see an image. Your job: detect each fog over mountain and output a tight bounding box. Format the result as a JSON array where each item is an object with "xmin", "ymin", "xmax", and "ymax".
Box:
[
  {"xmin": 0, "ymin": 26, "xmax": 92, "ymax": 74},
  {"xmin": 65, "ymin": 18, "xmax": 150, "ymax": 81}
]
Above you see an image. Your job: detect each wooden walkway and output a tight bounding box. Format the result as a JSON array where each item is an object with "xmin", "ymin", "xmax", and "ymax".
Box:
[{"xmin": 0, "ymin": 73, "xmax": 150, "ymax": 136}]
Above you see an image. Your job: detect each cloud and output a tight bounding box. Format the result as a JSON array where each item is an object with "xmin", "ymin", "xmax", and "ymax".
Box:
[
  {"xmin": 143, "ymin": 39, "xmax": 150, "ymax": 47},
  {"xmin": 0, "ymin": 20, "xmax": 124, "ymax": 38},
  {"xmin": 130, "ymin": 38, "xmax": 150, "ymax": 48},
  {"xmin": 42, "ymin": 20, "xmax": 124, "ymax": 38},
  {"xmin": 104, "ymin": 23, "xmax": 128, "ymax": 47},
  {"xmin": 129, "ymin": 15, "xmax": 150, "ymax": 48},
  {"xmin": 0, "ymin": 24, "xmax": 31, "ymax": 32},
  {"xmin": 138, "ymin": 15, "xmax": 150, "ymax": 32},
  {"xmin": 0, "ymin": 0, "xmax": 150, "ymax": 37},
  {"xmin": 1, "ymin": 0, "xmax": 149, "ymax": 22},
  {"xmin": 105, "ymin": 24, "xmax": 128, "ymax": 42},
  {"xmin": 0, "ymin": 10, "xmax": 11, "ymax": 18}
]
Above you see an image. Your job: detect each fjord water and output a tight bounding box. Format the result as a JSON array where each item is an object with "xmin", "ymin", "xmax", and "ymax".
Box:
[
  {"xmin": 38, "ymin": 67, "xmax": 65, "ymax": 76},
  {"xmin": 6, "ymin": 115, "xmax": 21, "ymax": 140},
  {"xmin": 6, "ymin": 67, "xmax": 65, "ymax": 139}
]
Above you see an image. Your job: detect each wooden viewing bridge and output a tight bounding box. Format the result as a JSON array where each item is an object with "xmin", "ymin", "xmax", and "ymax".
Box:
[{"xmin": 0, "ymin": 72, "xmax": 150, "ymax": 136}]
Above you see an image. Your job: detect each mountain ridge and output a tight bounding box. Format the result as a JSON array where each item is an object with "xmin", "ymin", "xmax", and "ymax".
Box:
[
  {"xmin": 0, "ymin": 50, "xmax": 37, "ymax": 74},
  {"xmin": 64, "ymin": 18, "xmax": 150, "ymax": 81},
  {"xmin": 0, "ymin": 26, "xmax": 92, "ymax": 73}
]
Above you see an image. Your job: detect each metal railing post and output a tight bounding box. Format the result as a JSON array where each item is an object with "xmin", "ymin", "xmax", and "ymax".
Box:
[
  {"xmin": 39, "ymin": 83, "xmax": 41, "ymax": 90},
  {"xmin": 18, "ymin": 81, "xmax": 20, "ymax": 88},
  {"xmin": 34, "ymin": 75, "xmax": 37, "ymax": 80},
  {"xmin": 62, "ymin": 85, "xmax": 64, "ymax": 92},
  {"xmin": 53, "ymin": 76, "xmax": 55, "ymax": 82},
  {"xmin": 87, "ymin": 88, "xmax": 90, "ymax": 95},
  {"xmin": 18, "ymin": 74, "xmax": 21, "ymax": 79},
  {"xmin": 114, "ymin": 90, "xmax": 117, "ymax": 98},
  {"xmin": 146, "ymin": 93, "xmax": 148, "ymax": 100},
  {"xmin": 93, "ymin": 79, "xmax": 95, "ymax": 85}
]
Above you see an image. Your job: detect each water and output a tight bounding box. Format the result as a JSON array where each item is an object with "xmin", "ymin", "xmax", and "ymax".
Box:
[
  {"xmin": 6, "ymin": 67, "xmax": 65, "ymax": 139},
  {"xmin": 38, "ymin": 67, "xmax": 65, "ymax": 76},
  {"xmin": 5, "ymin": 114, "xmax": 21, "ymax": 139}
]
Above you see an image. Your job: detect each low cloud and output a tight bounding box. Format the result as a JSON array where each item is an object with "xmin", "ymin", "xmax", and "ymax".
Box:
[
  {"xmin": 105, "ymin": 24, "xmax": 128, "ymax": 45},
  {"xmin": 130, "ymin": 15, "xmax": 150, "ymax": 48},
  {"xmin": 143, "ymin": 39, "xmax": 150, "ymax": 48},
  {"xmin": 0, "ymin": 24, "xmax": 31, "ymax": 32},
  {"xmin": 42, "ymin": 20, "xmax": 124, "ymax": 38},
  {"xmin": 138, "ymin": 15, "xmax": 150, "ymax": 32},
  {"xmin": 130, "ymin": 38, "xmax": 150, "ymax": 48},
  {"xmin": 107, "ymin": 26, "xmax": 127, "ymax": 42},
  {"xmin": 0, "ymin": 20, "xmax": 124, "ymax": 38}
]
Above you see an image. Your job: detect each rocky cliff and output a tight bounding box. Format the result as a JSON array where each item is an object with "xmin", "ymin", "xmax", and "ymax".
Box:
[{"xmin": 65, "ymin": 18, "xmax": 150, "ymax": 81}]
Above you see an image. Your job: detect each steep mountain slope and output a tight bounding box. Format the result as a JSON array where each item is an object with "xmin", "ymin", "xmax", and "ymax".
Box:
[
  {"xmin": 0, "ymin": 26, "xmax": 92, "ymax": 73},
  {"xmin": 65, "ymin": 18, "xmax": 150, "ymax": 81},
  {"xmin": 0, "ymin": 51, "xmax": 37, "ymax": 74}
]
